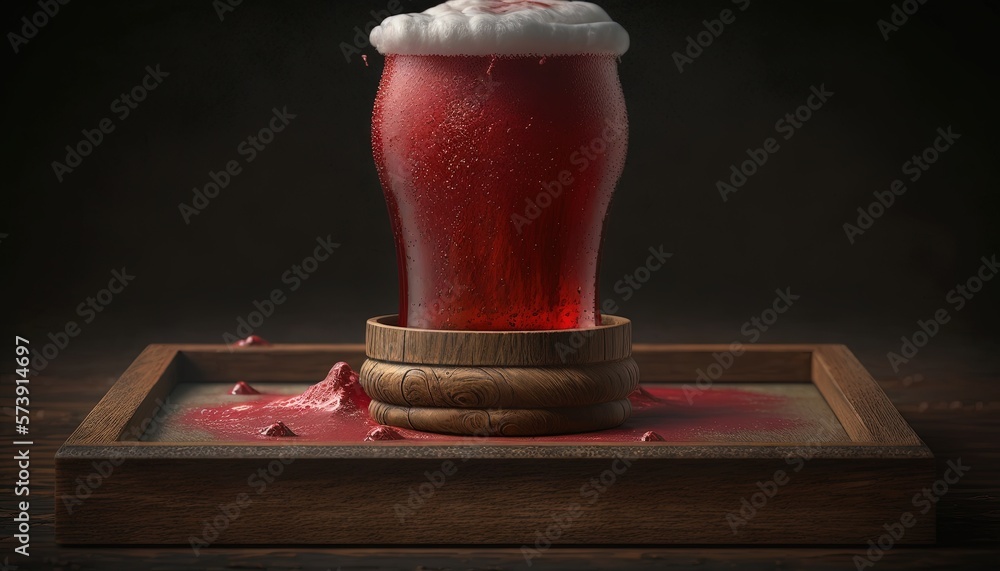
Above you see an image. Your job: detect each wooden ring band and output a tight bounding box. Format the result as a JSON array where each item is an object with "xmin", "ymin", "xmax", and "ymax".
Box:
[
  {"xmin": 365, "ymin": 315, "xmax": 632, "ymax": 366},
  {"xmin": 360, "ymin": 358, "xmax": 639, "ymax": 409},
  {"xmin": 368, "ymin": 399, "xmax": 632, "ymax": 437}
]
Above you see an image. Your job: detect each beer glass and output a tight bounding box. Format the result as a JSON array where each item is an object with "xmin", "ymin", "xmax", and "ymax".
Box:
[{"xmin": 371, "ymin": 4, "xmax": 628, "ymax": 331}]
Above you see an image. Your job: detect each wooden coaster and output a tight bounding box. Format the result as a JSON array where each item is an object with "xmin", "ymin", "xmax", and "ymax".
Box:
[
  {"xmin": 360, "ymin": 359, "xmax": 639, "ymax": 409},
  {"xmin": 369, "ymin": 399, "xmax": 632, "ymax": 437},
  {"xmin": 360, "ymin": 315, "xmax": 639, "ymax": 436}
]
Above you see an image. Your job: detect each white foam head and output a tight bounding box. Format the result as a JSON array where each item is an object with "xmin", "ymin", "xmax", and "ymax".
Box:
[{"xmin": 370, "ymin": 0, "xmax": 629, "ymax": 57}]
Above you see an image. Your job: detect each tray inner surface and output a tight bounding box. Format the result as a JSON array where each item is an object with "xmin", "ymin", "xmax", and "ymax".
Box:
[
  {"xmin": 56, "ymin": 345, "xmax": 934, "ymax": 546},
  {"xmin": 144, "ymin": 380, "xmax": 849, "ymax": 443}
]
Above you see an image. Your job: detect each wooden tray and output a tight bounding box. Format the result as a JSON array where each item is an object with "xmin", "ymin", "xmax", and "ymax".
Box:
[{"xmin": 56, "ymin": 344, "xmax": 934, "ymax": 545}]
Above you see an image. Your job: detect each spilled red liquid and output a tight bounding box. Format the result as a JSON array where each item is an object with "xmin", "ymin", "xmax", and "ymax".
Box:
[
  {"xmin": 365, "ymin": 426, "xmax": 404, "ymax": 441},
  {"xmin": 235, "ymin": 335, "xmax": 271, "ymax": 347},
  {"xmin": 260, "ymin": 421, "xmax": 296, "ymax": 437},
  {"xmin": 230, "ymin": 381, "xmax": 260, "ymax": 395},
  {"xmin": 641, "ymin": 431, "xmax": 665, "ymax": 442},
  {"xmin": 179, "ymin": 364, "xmax": 801, "ymax": 443}
]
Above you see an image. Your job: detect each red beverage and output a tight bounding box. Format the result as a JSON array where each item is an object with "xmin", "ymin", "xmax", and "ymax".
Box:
[{"xmin": 373, "ymin": 54, "xmax": 627, "ymax": 330}]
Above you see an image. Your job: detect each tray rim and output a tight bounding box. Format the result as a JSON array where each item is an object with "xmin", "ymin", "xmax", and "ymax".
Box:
[
  {"xmin": 57, "ymin": 343, "xmax": 931, "ymax": 460},
  {"xmin": 55, "ymin": 343, "xmax": 936, "ymax": 546}
]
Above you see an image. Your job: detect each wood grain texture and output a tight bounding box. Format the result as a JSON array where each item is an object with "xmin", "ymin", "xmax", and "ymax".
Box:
[
  {"xmin": 360, "ymin": 358, "xmax": 639, "ymax": 408},
  {"xmin": 176, "ymin": 344, "xmax": 368, "ymax": 381},
  {"xmin": 362, "ymin": 316, "xmax": 638, "ymax": 434},
  {"xmin": 53, "ymin": 343, "xmax": 942, "ymax": 546},
  {"xmin": 63, "ymin": 344, "xmax": 179, "ymax": 445},
  {"xmin": 26, "ymin": 338, "xmax": 997, "ymax": 567},
  {"xmin": 54, "ymin": 456, "xmax": 934, "ymax": 545},
  {"xmin": 813, "ymin": 345, "xmax": 923, "ymax": 445},
  {"xmin": 365, "ymin": 314, "xmax": 632, "ymax": 366},
  {"xmin": 631, "ymin": 344, "xmax": 814, "ymax": 382},
  {"xmin": 145, "ymin": 344, "xmax": 807, "ymax": 383},
  {"xmin": 368, "ymin": 398, "xmax": 633, "ymax": 436}
]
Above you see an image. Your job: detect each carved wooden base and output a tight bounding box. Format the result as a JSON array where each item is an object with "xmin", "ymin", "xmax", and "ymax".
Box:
[{"xmin": 360, "ymin": 315, "xmax": 639, "ymax": 436}]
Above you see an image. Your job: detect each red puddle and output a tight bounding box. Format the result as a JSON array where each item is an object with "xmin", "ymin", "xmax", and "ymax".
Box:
[
  {"xmin": 230, "ymin": 381, "xmax": 260, "ymax": 395},
  {"xmin": 179, "ymin": 365, "xmax": 801, "ymax": 443},
  {"xmin": 260, "ymin": 421, "xmax": 296, "ymax": 437},
  {"xmin": 235, "ymin": 335, "xmax": 271, "ymax": 347},
  {"xmin": 365, "ymin": 426, "xmax": 405, "ymax": 441},
  {"xmin": 641, "ymin": 431, "xmax": 665, "ymax": 442}
]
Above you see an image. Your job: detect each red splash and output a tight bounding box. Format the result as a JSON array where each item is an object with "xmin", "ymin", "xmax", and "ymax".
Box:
[
  {"xmin": 362, "ymin": 54, "xmax": 369, "ymax": 67},
  {"xmin": 230, "ymin": 381, "xmax": 260, "ymax": 395},
  {"xmin": 178, "ymin": 375, "xmax": 806, "ymax": 443},
  {"xmin": 283, "ymin": 362, "xmax": 370, "ymax": 413},
  {"xmin": 181, "ymin": 362, "xmax": 378, "ymax": 441},
  {"xmin": 629, "ymin": 386, "xmax": 666, "ymax": 410},
  {"xmin": 235, "ymin": 335, "xmax": 271, "ymax": 347},
  {"xmin": 260, "ymin": 421, "xmax": 296, "ymax": 437},
  {"xmin": 365, "ymin": 426, "xmax": 405, "ymax": 441}
]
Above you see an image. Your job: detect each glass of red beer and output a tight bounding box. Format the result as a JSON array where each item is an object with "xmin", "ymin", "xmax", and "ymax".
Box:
[{"xmin": 371, "ymin": 0, "xmax": 629, "ymax": 331}]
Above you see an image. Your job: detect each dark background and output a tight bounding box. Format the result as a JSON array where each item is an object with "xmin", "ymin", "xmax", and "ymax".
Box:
[{"xmin": 2, "ymin": 0, "xmax": 998, "ymax": 376}]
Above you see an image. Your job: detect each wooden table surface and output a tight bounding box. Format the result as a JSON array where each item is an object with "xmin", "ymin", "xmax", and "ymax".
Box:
[{"xmin": 2, "ymin": 341, "xmax": 997, "ymax": 570}]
